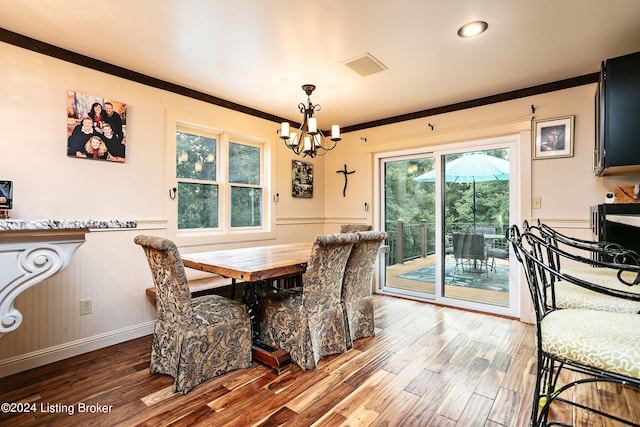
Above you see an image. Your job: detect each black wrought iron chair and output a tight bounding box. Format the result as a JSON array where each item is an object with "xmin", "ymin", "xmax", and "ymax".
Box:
[
  {"xmin": 507, "ymin": 224, "xmax": 640, "ymax": 426},
  {"xmin": 524, "ymin": 220, "xmax": 640, "ymax": 313},
  {"xmin": 528, "ymin": 219, "xmax": 640, "ymax": 267}
]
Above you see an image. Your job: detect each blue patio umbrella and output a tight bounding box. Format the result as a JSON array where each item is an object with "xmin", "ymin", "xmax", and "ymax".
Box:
[{"xmin": 413, "ymin": 152, "xmax": 510, "ymax": 227}]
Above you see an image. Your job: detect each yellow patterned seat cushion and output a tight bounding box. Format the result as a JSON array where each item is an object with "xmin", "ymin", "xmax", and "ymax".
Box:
[
  {"xmin": 557, "ymin": 267, "xmax": 640, "ymax": 313},
  {"xmin": 541, "ymin": 309, "xmax": 640, "ymax": 379}
]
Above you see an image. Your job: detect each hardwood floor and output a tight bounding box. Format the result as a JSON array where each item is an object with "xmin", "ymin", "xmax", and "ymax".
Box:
[{"xmin": 0, "ymin": 295, "xmax": 638, "ymax": 426}]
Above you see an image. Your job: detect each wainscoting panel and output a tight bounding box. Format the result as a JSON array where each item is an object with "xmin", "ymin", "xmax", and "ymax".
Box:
[
  {"xmin": 535, "ymin": 219, "xmax": 593, "ymax": 269},
  {"xmin": 0, "ymin": 221, "xmax": 166, "ymax": 378}
]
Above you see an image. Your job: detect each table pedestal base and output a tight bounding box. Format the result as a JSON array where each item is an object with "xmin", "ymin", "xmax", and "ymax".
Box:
[{"xmin": 252, "ymin": 341, "xmax": 291, "ymax": 374}]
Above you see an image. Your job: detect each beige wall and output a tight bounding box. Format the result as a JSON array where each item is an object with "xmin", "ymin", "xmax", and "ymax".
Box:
[
  {"xmin": 322, "ymin": 85, "xmax": 640, "ymax": 225},
  {"xmin": 2, "ymin": 40, "xmax": 639, "ymax": 376}
]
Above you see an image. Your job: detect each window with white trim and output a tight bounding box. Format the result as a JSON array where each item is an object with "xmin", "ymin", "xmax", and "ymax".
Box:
[{"xmin": 176, "ymin": 124, "xmax": 264, "ymax": 231}]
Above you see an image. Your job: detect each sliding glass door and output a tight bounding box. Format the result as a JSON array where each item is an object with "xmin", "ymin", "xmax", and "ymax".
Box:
[
  {"xmin": 440, "ymin": 148, "xmax": 511, "ymax": 308},
  {"xmin": 381, "ymin": 154, "xmax": 436, "ymax": 299},
  {"xmin": 378, "ymin": 140, "xmax": 517, "ymax": 316}
]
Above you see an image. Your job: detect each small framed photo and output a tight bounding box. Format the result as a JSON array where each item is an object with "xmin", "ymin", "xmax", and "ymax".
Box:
[
  {"xmin": 292, "ymin": 160, "xmax": 313, "ymax": 198},
  {"xmin": 0, "ymin": 180, "xmax": 12, "ymax": 209},
  {"xmin": 532, "ymin": 116, "xmax": 574, "ymax": 160}
]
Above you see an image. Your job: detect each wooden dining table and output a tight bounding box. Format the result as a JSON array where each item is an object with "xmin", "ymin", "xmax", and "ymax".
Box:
[
  {"xmin": 181, "ymin": 241, "xmax": 314, "ymax": 374},
  {"xmin": 181, "ymin": 241, "xmax": 312, "ymax": 283}
]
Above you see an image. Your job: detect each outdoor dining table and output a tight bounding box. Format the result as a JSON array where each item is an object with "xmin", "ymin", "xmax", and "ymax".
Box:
[{"xmin": 181, "ymin": 241, "xmax": 313, "ymax": 373}]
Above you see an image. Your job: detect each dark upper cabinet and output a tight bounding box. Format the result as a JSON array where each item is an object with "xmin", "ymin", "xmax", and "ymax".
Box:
[{"xmin": 594, "ymin": 51, "xmax": 640, "ymax": 176}]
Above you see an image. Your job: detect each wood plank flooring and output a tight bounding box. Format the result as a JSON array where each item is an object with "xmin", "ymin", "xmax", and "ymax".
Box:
[{"xmin": 1, "ymin": 295, "xmax": 638, "ymax": 426}]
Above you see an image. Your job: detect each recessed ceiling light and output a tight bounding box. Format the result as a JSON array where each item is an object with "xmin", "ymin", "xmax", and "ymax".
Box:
[{"xmin": 457, "ymin": 21, "xmax": 488, "ymax": 38}]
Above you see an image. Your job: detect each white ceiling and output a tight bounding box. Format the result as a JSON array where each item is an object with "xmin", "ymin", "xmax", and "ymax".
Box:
[{"xmin": 2, "ymin": 0, "xmax": 640, "ymax": 129}]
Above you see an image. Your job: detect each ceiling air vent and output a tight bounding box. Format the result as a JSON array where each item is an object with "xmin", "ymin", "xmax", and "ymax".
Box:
[{"xmin": 343, "ymin": 53, "xmax": 387, "ymax": 77}]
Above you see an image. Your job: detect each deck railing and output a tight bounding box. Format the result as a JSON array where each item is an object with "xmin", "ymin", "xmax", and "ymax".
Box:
[{"xmin": 385, "ymin": 219, "xmax": 506, "ymax": 266}]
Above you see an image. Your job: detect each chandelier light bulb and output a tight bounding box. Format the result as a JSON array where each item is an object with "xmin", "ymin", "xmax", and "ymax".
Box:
[
  {"xmin": 308, "ymin": 117, "xmax": 317, "ymax": 134},
  {"xmin": 331, "ymin": 125, "xmax": 340, "ymax": 141},
  {"xmin": 280, "ymin": 122, "xmax": 290, "ymax": 139}
]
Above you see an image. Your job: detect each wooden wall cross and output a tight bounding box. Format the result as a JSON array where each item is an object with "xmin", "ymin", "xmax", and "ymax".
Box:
[{"xmin": 336, "ymin": 164, "xmax": 355, "ymax": 197}]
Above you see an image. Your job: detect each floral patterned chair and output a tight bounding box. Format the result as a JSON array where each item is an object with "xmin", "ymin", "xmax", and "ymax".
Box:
[
  {"xmin": 508, "ymin": 225, "xmax": 640, "ymax": 426},
  {"xmin": 257, "ymin": 233, "xmax": 358, "ymax": 370},
  {"xmin": 340, "ymin": 223, "xmax": 373, "ymax": 233},
  {"xmin": 341, "ymin": 231, "xmax": 387, "ymax": 348},
  {"xmin": 134, "ymin": 235, "xmax": 252, "ymax": 394}
]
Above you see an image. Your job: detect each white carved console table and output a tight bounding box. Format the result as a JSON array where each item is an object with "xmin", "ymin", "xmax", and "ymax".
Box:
[{"xmin": 0, "ymin": 219, "xmax": 137, "ymax": 337}]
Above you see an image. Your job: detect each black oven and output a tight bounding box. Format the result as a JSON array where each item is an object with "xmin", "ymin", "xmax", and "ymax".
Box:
[{"xmin": 590, "ymin": 203, "xmax": 640, "ymax": 260}]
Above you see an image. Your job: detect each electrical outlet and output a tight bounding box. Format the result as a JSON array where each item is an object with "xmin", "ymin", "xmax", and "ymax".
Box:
[
  {"xmin": 80, "ymin": 298, "xmax": 92, "ymax": 316},
  {"xmin": 532, "ymin": 196, "xmax": 542, "ymax": 209}
]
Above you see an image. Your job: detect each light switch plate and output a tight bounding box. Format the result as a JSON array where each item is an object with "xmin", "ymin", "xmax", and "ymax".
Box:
[{"xmin": 532, "ymin": 196, "xmax": 542, "ymax": 209}]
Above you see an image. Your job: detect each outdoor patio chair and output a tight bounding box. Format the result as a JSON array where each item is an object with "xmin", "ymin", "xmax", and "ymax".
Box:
[
  {"xmin": 134, "ymin": 235, "xmax": 252, "ymax": 394},
  {"xmin": 452, "ymin": 233, "xmax": 467, "ymax": 273},
  {"xmin": 486, "ymin": 239, "xmax": 508, "ymax": 268},
  {"xmin": 453, "ymin": 232, "xmax": 490, "ymax": 276},
  {"xmin": 257, "ymin": 233, "xmax": 358, "ymax": 370},
  {"xmin": 467, "ymin": 232, "xmax": 491, "ymax": 275},
  {"xmin": 470, "ymin": 225, "xmax": 495, "ymax": 235},
  {"xmin": 507, "ymin": 224, "xmax": 640, "ymax": 426}
]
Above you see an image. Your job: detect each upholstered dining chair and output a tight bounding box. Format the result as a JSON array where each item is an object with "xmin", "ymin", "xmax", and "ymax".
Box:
[
  {"xmin": 341, "ymin": 230, "xmax": 387, "ymax": 348},
  {"xmin": 340, "ymin": 223, "xmax": 373, "ymax": 233},
  {"xmin": 507, "ymin": 225, "xmax": 640, "ymax": 426},
  {"xmin": 134, "ymin": 235, "xmax": 252, "ymax": 394},
  {"xmin": 257, "ymin": 233, "xmax": 358, "ymax": 370}
]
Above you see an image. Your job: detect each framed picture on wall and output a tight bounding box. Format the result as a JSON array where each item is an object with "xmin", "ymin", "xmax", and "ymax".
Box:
[
  {"xmin": 532, "ymin": 115, "xmax": 574, "ymax": 160},
  {"xmin": 292, "ymin": 160, "xmax": 313, "ymax": 198},
  {"xmin": 0, "ymin": 180, "xmax": 12, "ymax": 209},
  {"xmin": 66, "ymin": 90, "xmax": 127, "ymax": 163}
]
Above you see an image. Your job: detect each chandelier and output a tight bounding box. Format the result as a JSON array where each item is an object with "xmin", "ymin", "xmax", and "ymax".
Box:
[{"xmin": 279, "ymin": 84, "xmax": 341, "ymax": 158}]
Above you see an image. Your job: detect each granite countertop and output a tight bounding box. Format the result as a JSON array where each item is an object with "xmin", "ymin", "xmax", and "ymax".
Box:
[
  {"xmin": 606, "ymin": 214, "xmax": 640, "ymax": 228},
  {"xmin": 0, "ymin": 219, "xmax": 137, "ymax": 231}
]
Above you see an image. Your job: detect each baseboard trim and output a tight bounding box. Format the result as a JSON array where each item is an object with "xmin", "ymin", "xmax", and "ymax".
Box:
[{"xmin": 0, "ymin": 321, "xmax": 154, "ymax": 378}]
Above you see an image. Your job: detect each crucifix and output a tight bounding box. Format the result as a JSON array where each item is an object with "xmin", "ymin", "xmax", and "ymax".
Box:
[{"xmin": 336, "ymin": 164, "xmax": 355, "ymax": 197}]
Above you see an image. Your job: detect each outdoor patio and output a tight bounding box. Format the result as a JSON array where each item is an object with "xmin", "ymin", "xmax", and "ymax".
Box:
[{"xmin": 385, "ymin": 254, "xmax": 510, "ymax": 307}]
